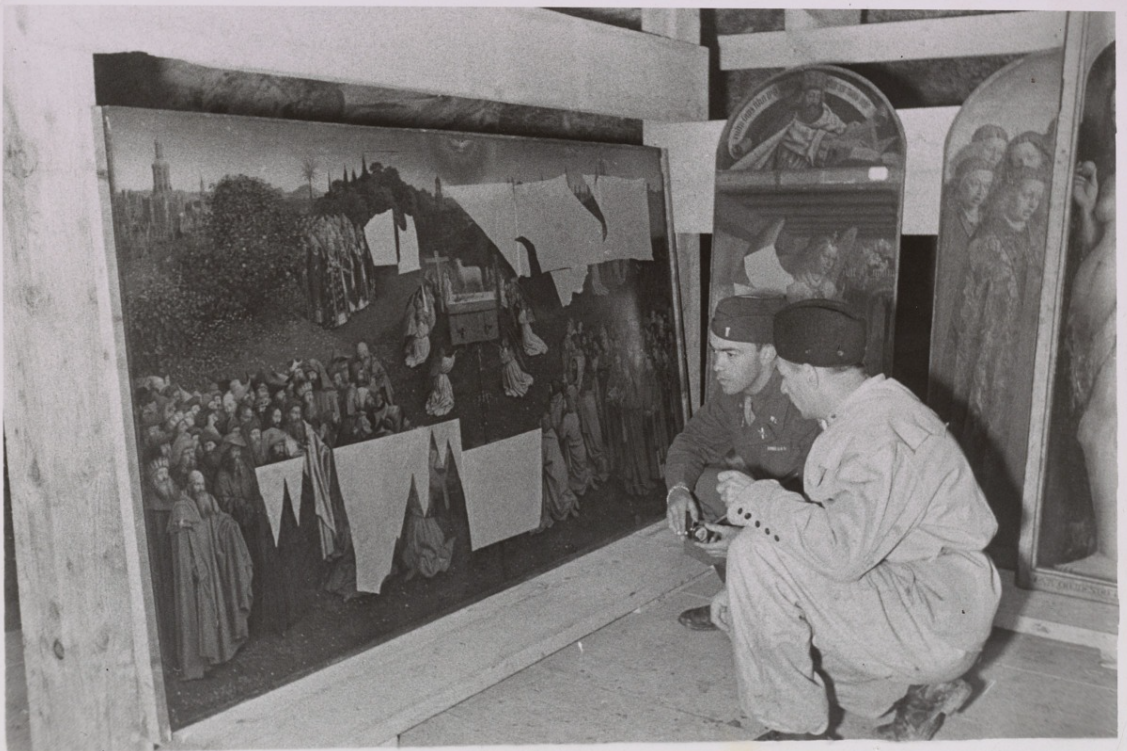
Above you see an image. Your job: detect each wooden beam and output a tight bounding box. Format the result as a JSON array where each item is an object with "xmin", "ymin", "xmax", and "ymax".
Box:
[
  {"xmin": 720, "ymin": 11, "xmax": 1066, "ymax": 70},
  {"xmin": 642, "ymin": 9, "xmax": 705, "ymax": 414},
  {"xmin": 675, "ymin": 234, "xmax": 702, "ymax": 412},
  {"xmin": 784, "ymin": 9, "xmax": 863, "ymax": 30},
  {"xmin": 641, "ymin": 8, "xmax": 700, "ymax": 44},
  {"xmin": 644, "ymin": 121, "xmax": 725, "ymax": 236},
  {"xmin": 3, "ymin": 33, "xmax": 164, "ymax": 751},
  {"xmin": 11, "ymin": 5, "xmax": 708, "ymax": 122},
  {"xmin": 170, "ymin": 523, "xmax": 709, "ymax": 750},
  {"xmin": 899, "ymin": 106, "xmax": 959, "ymax": 235}
]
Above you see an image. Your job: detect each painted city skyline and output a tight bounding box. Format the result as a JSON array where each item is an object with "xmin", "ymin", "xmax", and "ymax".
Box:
[{"xmin": 105, "ymin": 107, "xmax": 664, "ymax": 197}]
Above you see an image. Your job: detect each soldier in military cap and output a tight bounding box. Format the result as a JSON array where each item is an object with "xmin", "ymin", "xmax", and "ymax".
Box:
[
  {"xmin": 664, "ymin": 294, "xmax": 820, "ymax": 631},
  {"xmin": 709, "ymin": 299, "xmax": 1001, "ymax": 741}
]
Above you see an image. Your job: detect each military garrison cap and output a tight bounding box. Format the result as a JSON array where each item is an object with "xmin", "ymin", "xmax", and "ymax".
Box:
[
  {"xmin": 774, "ymin": 298, "xmax": 866, "ymax": 367},
  {"xmin": 710, "ymin": 295, "xmax": 786, "ymax": 345}
]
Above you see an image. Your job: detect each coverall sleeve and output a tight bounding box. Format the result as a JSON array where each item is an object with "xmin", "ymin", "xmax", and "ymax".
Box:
[
  {"xmin": 731, "ymin": 440, "xmax": 929, "ymax": 582},
  {"xmin": 663, "ymin": 396, "xmax": 735, "ymax": 491}
]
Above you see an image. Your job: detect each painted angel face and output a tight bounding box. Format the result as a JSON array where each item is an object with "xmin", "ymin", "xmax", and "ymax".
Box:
[
  {"xmin": 1005, "ymin": 178, "xmax": 1046, "ymax": 224},
  {"xmin": 813, "ymin": 239, "xmax": 839, "ymax": 275},
  {"xmin": 958, "ymin": 169, "xmax": 994, "ymax": 209}
]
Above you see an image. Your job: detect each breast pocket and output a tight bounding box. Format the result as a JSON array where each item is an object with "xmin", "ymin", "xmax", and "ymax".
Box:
[{"xmin": 762, "ymin": 441, "xmax": 802, "ymax": 480}]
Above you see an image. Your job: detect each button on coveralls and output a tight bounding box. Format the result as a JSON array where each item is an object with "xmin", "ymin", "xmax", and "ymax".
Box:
[{"xmin": 723, "ymin": 376, "xmax": 1001, "ymax": 734}]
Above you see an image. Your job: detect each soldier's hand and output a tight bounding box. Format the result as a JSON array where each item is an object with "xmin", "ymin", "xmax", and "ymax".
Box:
[
  {"xmin": 716, "ymin": 470, "xmax": 756, "ymax": 507},
  {"xmin": 666, "ymin": 486, "xmax": 698, "ymax": 536},
  {"xmin": 696, "ymin": 522, "xmax": 739, "ymax": 559}
]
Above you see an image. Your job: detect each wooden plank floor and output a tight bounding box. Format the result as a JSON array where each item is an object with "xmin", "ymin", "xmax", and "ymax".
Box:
[
  {"xmin": 5, "ymin": 526, "xmax": 1118, "ymax": 749},
  {"xmin": 401, "ymin": 574, "xmax": 1118, "ymax": 745}
]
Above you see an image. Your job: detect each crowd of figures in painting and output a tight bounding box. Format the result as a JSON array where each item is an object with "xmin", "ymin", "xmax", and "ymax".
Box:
[{"xmin": 130, "ymin": 225, "xmax": 682, "ymax": 682}]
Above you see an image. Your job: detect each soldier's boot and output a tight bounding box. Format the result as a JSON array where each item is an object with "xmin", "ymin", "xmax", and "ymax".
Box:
[
  {"xmin": 873, "ymin": 678, "xmax": 973, "ymax": 742},
  {"xmin": 677, "ymin": 605, "xmax": 718, "ymax": 631},
  {"xmin": 755, "ymin": 729, "xmax": 839, "ymax": 741}
]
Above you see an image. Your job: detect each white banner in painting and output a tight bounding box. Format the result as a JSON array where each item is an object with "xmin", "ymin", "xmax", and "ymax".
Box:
[
  {"xmin": 738, "ymin": 245, "xmax": 795, "ymax": 296},
  {"xmin": 335, "ymin": 428, "xmax": 427, "ymax": 594},
  {"xmin": 254, "ymin": 456, "xmax": 304, "ymax": 545},
  {"xmin": 363, "ymin": 210, "xmax": 398, "ymax": 266},
  {"xmin": 584, "ymin": 175, "xmax": 653, "ymax": 263},
  {"xmin": 461, "ymin": 428, "xmax": 542, "ymax": 551},
  {"xmin": 549, "ymin": 266, "xmax": 588, "ymax": 308},
  {"xmin": 514, "ymin": 176, "xmax": 604, "ymax": 271},
  {"xmin": 397, "ymin": 214, "xmax": 421, "ymax": 274},
  {"xmin": 445, "ymin": 182, "xmax": 524, "ymax": 274}
]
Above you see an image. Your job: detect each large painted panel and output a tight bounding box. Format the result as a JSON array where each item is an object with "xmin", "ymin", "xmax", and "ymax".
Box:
[
  {"xmin": 1024, "ymin": 40, "xmax": 1116, "ymax": 603},
  {"xmin": 711, "ymin": 65, "xmax": 904, "ymax": 393},
  {"xmin": 929, "ymin": 51, "xmax": 1064, "ymax": 565},
  {"xmin": 104, "ymin": 107, "xmax": 686, "ymax": 726}
]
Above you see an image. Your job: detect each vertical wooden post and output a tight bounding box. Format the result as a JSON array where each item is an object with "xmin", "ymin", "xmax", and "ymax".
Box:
[
  {"xmin": 674, "ymin": 234, "xmax": 703, "ymax": 408},
  {"xmin": 642, "ymin": 8, "xmax": 706, "ymax": 413},
  {"xmin": 3, "ymin": 26, "xmax": 166, "ymax": 751}
]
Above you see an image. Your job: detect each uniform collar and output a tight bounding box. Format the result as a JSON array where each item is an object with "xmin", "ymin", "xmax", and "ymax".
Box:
[
  {"xmin": 825, "ymin": 374, "xmax": 886, "ymax": 426},
  {"xmin": 741, "ymin": 369, "xmax": 795, "ymax": 432}
]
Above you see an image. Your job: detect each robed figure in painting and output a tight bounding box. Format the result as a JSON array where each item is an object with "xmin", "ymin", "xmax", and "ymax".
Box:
[
  {"xmin": 536, "ymin": 413, "xmax": 580, "ymax": 532},
  {"xmin": 948, "ymin": 165, "xmax": 1049, "ymax": 533},
  {"xmin": 214, "ymin": 437, "xmax": 295, "ymax": 636},
  {"xmin": 500, "ymin": 337, "xmax": 534, "ymax": 398},
  {"xmin": 168, "ymin": 475, "xmax": 249, "ymax": 680},
  {"xmin": 426, "ymin": 348, "xmax": 456, "ymax": 417},
  {"xmin": 187, "ymin": 470, "xmax": 254, "ymax": 653},
  {"xmin": 143, "ymin": 454, "xmax": 179, "ymax": 668},
  {"xmin": 399, "ymin": 464, "xmax": 455, "ymax": 581}
]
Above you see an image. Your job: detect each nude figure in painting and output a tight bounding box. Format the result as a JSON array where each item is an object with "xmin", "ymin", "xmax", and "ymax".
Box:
[{"xmin": 1058, "ymin": 161, "xmax": 1116, "ymax": 580}]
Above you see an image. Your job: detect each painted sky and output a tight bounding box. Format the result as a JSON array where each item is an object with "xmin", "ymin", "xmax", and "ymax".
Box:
[{"xmin": 104, "ymin": 107, "xmax": 664, "ymax": 196}]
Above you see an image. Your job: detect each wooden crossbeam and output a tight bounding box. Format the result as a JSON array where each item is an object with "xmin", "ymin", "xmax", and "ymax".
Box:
[
  {"xmin": 11, "ymin": 5, "xmax": 708, "ymax": 122},
  {"xmin": 720, "ymin": 11, "xmax": 1066, "ymax": 70}
]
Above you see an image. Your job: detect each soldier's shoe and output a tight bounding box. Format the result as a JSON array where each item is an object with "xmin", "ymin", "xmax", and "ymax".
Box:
[
  {"xmin": 873, "ymin": 679, "xmax": 973, "ymax": 742},
  {"xmin": 756, "ymin": 728, "xmax": 839, "ymax": 741},
  {"xmin": 677, "ymin": 605, "xmax": 718, "ymax": 631}
]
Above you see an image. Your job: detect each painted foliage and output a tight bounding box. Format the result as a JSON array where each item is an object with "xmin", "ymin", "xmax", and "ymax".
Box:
[
  {"xmin": 712, "ymin": 65, "xmax": 904, "ymax": 387},
  {"xmin": 104, "ymin": 107, "xmax": 686, "ymax": 725},
  {"xmin": 929, "ymin": 51, "xmax": 1063, "ymax": 563}
]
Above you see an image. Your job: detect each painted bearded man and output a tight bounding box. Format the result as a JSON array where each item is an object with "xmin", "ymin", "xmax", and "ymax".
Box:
[{"xmin": 737, "ymin": 70, "xmax": 848, "ymax": 171}]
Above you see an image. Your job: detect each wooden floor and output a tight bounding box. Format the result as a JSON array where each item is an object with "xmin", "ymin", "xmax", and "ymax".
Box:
[
  {"xmin": 6, "ymin": 544, "xmax": 1119, "ymax": 749},
  {"xmin": 400, "ymin": 573, "xmax": 1118, "ymax": 745}
]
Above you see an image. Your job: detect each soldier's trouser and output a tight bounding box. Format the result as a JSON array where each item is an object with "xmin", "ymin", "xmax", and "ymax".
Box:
[{"xmin": 725, "ymin": 529, "xmax": 978, "ymax": 734}]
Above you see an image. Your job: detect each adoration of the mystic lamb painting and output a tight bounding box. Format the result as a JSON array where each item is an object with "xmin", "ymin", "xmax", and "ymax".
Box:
[
  {"xmin": 104, "ymin": 107, "xmax": 686, "ymax": 726},
  {"xmin": 710, "ymin": 66, "xmax": 904, "ymax": 394}
]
